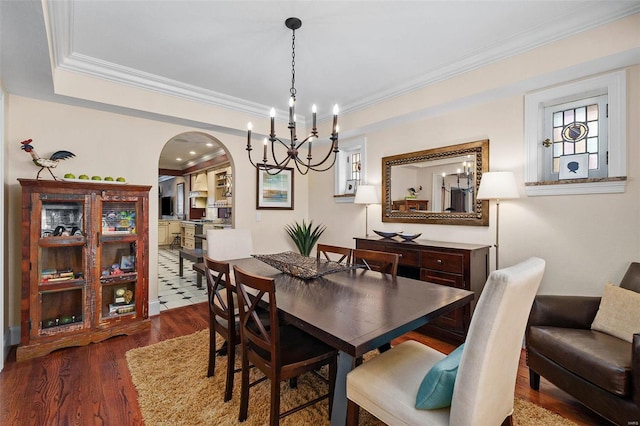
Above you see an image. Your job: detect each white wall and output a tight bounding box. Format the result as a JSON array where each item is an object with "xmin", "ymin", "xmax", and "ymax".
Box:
[
  {"xmin": 4, "ymin": 95, "xmax": 307, "ymax": 338},
  {"xmin": 310, "ymin": 15, "xmax": 640, "ymax": 297}
]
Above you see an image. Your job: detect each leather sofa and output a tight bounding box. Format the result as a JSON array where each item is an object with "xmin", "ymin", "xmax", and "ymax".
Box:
[{"xmin": 526, "ymin": 262, "xmax": 640, "ymax": 425}]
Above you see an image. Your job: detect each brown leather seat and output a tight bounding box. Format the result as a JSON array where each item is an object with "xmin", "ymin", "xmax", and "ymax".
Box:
[
  {"xmin": 233, "ymin": 265, "xmax": 338, "ymax": 426},
  {"xmin": 526, "ymin": 262, "xmax": 640, "ymax": 425}
]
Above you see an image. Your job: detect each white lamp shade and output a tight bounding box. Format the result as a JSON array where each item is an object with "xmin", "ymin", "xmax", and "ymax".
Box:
[
  {"xmin": 354, "ymin": 185, "xmax": 379, "ymax": 205},
  {"xmin": 477, "ymin": 171, "xmax": 519, "ymax": 200}
]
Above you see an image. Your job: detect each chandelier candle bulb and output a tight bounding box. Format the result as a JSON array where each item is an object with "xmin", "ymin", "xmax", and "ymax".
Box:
[
  {"xmin": 247, "ymin": 122, "xmax": 253, "ymax": 149},
  {"xmin": 270, "ymin": 108, "xmax": 275, "ymax": 137},
  {"xmin": 332, "ymin": 104, "xmax": 339, "ymax": 134},
  {"xmin": 289, "ymin": 97, "xmax": 294, "ymax": 124},
  {"xmin": 263, "ymin": 138, "xmax": 268, "ymax": 162},
  {"xmin": 312, "ymin": 104, "xmax": 317, "ymax": 132}
]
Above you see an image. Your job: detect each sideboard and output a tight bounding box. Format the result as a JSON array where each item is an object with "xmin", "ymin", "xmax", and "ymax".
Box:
[{"xmin": 354, "ymin": 236, "xmax": 489, "ymax": 343}]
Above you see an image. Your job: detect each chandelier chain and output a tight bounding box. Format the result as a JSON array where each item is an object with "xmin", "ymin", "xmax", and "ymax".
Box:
[{"xmin": 290, "ymin": 29, "xmax": 296, "ymax": 98}]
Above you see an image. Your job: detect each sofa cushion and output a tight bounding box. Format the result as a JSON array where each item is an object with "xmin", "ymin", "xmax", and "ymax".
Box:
[
  {"xmin": 528, "ymin": 326, "xmax": 632, "ymax": 396},
  {"xmin": 591, "ymin": 283, "xmax": 640, "ymax": 343}
]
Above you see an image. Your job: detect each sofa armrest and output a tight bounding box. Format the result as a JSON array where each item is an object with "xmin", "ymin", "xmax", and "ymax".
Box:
[
  {"xmin": 527, "ymin": 295, "xmax": 602, "ymax": 329},
  {"xmin": 634, "ymin": 333, "xmax": 640, "ymax": 405}
]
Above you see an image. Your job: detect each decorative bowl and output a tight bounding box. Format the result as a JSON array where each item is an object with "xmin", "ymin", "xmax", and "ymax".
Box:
[
  {"xmin": 398, "ymin": 233, "xmax": 422, "ymax": 241},
  {"xmin": 373, "ymin": 230, "xmax": 400, "ymax": 239}
]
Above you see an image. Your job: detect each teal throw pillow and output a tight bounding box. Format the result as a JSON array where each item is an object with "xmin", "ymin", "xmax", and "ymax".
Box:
[{"xmin": 415, "ymin": 343, "xmax": 465, "ymax": 410}]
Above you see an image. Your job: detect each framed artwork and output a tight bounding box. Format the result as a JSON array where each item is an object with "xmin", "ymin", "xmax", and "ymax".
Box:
[
  {"xmin": 120, "ymin": 255, "xmax": 135, "ymax": 271},
  {"xmin": 256, "ymin": 166, "xmax": 294, "ymax": 210},
  {"xmin": 345, "ymin": 179, "xmax": 358, "ymax": 195},
  {"xmin": 559, "ymin": 153, "xmax": 589, "ymax": 179}
]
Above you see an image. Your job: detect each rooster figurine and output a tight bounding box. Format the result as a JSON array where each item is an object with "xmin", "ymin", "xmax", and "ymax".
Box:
[{"xmin": 20, "ymin": 139, "xmax": 75, "ymax": 180}]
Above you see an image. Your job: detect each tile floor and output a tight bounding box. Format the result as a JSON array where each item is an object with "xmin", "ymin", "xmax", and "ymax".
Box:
[{"xmin": 157, "ymin": 247, "xmax": 208, "ymax": 310}]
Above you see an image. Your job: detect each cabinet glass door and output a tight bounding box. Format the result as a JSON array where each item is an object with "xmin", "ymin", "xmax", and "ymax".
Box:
[
  {"xmin": 35, "ymin": 198, "xmax": 88, "ymax": 337},
  {"xmin": 97, "ymin": 199, "xmax": 143, "ymax": 324}
]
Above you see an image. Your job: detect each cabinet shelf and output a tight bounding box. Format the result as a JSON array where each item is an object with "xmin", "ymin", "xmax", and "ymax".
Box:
[
  {"xmin": 38, "ymin": 237, "xmax": 86, "ymax": 247},
  {"xmin": 100, "ymin": 272, "xmax": 138, "ymax": 285},
  {"xmin": 39, "ymin": 279, "xmax": 85, "ymax": 291}
]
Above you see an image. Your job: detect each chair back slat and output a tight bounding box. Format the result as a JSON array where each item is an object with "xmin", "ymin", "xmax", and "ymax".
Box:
[
  {"xmin": 233, "ymin": 265, "xmax": 280, "ymax": 364},
  {"xmin": 204, "ymin": 255, "xmax": 233, "ymax": 321},
  {"xmin": 352, "ymin": 248, "xmax": 400, "ymax": 278},
  {"xmin": 317, "ymin": 244, "xmax": 352, "ymax": 264}
]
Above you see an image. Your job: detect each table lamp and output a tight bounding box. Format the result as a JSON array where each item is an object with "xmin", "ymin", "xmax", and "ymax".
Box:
[
  {"xmin": 354, "ymin": 185, "xmax": 379, "ymax": 237},
  {"xmin": 476, "ymin": 171, "xmax": 519, "ymax": 270}
]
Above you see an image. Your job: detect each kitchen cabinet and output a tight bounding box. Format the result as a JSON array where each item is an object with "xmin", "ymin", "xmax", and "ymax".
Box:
[
  {"xmin": 158, "ymin": 220, "xmax": 182, "ymax": 246},
  {"xmin": 18, "ymin": 179, "xmax": 151, "ymax": 361},
  {"xmin": 354, "ymin": 236, "xmax": 489, "ymax": 343}
]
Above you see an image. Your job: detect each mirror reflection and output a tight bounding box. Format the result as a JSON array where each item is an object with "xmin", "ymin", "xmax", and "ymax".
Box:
[{"xmin": 382, "ymin": 140, "xmax": 489, "ymax": 226}]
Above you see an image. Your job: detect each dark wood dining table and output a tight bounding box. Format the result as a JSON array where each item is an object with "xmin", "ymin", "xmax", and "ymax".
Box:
[{"xmin": 194, "ymin": 257, "xmax": 474, "ymax": 426}]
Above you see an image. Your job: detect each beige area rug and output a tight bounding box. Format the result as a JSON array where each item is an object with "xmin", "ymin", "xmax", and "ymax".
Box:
[{"xmin": 126, "ymin": 330, "xmax": 577, "ymax": 426}]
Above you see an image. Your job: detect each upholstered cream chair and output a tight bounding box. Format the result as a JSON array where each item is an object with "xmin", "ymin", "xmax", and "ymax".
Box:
[
  {"xmin": 206, "ymin": 228, "xmax": 253, "ymax": 260},
  {"xmin": 346, "ymin": 257, "xmax": 546, "ymax": 426}
]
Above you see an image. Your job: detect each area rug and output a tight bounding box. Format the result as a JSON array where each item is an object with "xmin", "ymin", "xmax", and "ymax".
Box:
[{"xmin": 126, "ymin": 330, "xmax": 577, "ymax": 425}]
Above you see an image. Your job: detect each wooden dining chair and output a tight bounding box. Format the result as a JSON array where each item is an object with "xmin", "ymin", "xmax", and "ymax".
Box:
[
  {"xmin": 352, "ymin": 248, "xmax": 400, "ymax": 278},
  {"xmin": 233, "ymin": 265, "xmax": 338, "ymax": 426},
  {"xmin": 206, "ymin": 228, "xmax": 254, "ymax": 260},
  {"xmin": 317, "ymin": 243, "xmax": 352, "ymax": 264},
  {"xmin": 203, "ymin": 255, "xmax": 239, "ymax": 402}
]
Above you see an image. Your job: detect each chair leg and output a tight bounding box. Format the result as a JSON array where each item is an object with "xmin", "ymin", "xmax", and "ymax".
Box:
[
  {"xmin": 328, "ymin": 357, "xmax": 337, "ymax": 419},
  {"xmin": 377, "ymin": 342, "xmax": 391, "ymax": 353},
  {"xmin": 529, "ymin": 368, "xmax": 540, "ymax": 390},
  {"xmin": 346, "ymin": 399, "xmax": 360, "ymax": 426},
  {"xmin": 501, "ymin": 414, "xmax": 513, "ymax": 426},
  {"xmin": 238, "ymin": 347, "xmax": 250, "ymax": 422},
  {"xmin": 289, "ymin": 377, "xmax": 297, "ymax": 389},
  {"xmin": 270, "ymin": 379, "xmax": 281, "ymax": 426},
  {"xmin": 224, "ymin": 339, "xmax": 235, "ymax": 402},
  {"xmin": 207, "ymin": 329, "xmax": 216, "ymax": 377}
]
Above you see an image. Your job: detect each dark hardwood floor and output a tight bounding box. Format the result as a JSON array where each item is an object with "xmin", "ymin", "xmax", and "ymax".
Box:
[{"xmin": 1, "ymin": 303, "xmax": 610, "ymax": 425}]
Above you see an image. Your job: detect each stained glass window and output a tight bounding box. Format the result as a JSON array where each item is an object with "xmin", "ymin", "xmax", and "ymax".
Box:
[
  {"xmin": 350, "ymin": 152, "xmax": 361, "ymax": 182},
  {"xmin": 544, "ymin": 94, "xmax": 608, "ymax": 180}
]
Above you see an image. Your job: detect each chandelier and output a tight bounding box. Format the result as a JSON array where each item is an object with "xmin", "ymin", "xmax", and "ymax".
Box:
[{"xmin": 246, "ymin": 17, "xmax": 339, "ymax": 175}]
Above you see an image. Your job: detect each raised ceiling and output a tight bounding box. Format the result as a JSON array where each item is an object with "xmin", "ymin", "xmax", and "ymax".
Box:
[{"xmin": 2, "ymin": 1, "xmax": 639, "ymax": 170}]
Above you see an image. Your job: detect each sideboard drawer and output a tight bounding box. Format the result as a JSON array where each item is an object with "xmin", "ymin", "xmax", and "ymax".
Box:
[
  {"xmin": 421, "ymin": 250, "xmax": 464, "ymax": 274},
  {"xmin": 393, "ymin": 247, "xmax": 420, "ymax": 267}
]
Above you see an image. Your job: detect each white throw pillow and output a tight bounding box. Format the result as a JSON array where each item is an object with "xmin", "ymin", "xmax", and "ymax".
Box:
[{"xmin": 591, "ymin": 283, "xmax": 640, "ymax": 343}]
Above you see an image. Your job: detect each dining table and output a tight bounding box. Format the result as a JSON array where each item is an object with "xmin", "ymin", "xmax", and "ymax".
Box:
[{"xmin": 194, "ymin": 255, "xmax": 474, "ymax": 426}]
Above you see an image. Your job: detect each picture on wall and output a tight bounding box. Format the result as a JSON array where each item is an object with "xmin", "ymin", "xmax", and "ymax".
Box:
[
  {"xmin": 559, "ymin": 153, "xmax": 589, "ymax": 179},
  {"xmin": 345, "ymin": 179, "xmax": 358, "ymax": 195},
  {"xmin": 256, "ymin": 166, "xmax": 294, "ymax": 210}
]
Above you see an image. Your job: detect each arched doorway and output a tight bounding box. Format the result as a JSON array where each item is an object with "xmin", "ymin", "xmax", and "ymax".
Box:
[{"xmin": 156, "ymin": 131, "xmax": 234, "ymax": 311}]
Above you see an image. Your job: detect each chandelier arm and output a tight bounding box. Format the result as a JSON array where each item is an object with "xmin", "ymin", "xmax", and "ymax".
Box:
[
  {"xmin": 301, "ymin": 140, "xmax": 339, "ymax": 169},
  {"xmin": 305, "ymin": 152, "xmax": 339, "ymax": 172}
]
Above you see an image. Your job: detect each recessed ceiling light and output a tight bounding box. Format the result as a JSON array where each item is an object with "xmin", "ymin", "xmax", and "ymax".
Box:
[
  {"xmin": 176, "ymin": 157, "xmax": 182, "ymax": 161},
  {"xmin": 189, "ymin": 151, "xmax": 196, "ymax": 155},
  {"xmin": 206, "ymin": 143, "xmax": 213, "ymax": 147}
]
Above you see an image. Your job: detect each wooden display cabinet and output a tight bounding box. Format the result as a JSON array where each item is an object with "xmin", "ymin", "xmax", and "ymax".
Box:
[{"xmin": 18, "ymin": 179, "xmax": 151, "ymax": 361}]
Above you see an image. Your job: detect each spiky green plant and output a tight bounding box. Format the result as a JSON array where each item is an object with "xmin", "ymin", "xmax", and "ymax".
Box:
[{"xmin": 284, "ymin": 220, "xmax": 326, "ymax": 257}]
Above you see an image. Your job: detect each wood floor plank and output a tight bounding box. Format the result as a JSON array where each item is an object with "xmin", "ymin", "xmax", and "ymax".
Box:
[{"xmin": 0, "ymin": 303, "xmax": 612, "ymax": 425}]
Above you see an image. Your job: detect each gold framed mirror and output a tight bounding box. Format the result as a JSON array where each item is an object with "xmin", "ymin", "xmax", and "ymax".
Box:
[{"xmin": 382, "ymin": 139, "xmax": 489, "ymax": 226}]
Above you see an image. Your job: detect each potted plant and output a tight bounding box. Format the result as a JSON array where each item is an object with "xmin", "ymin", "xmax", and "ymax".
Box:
[{"xmin": 285, "ymin": 220, "xmax": 326, "ymax": 257}]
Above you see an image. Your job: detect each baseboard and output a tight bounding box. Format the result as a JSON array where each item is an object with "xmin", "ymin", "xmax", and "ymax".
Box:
[{"xmin": 149, "ymin": 299, "xmax": 160, "ymax": 316}]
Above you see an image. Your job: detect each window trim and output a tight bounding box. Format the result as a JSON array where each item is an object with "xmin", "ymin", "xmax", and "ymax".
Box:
[
  {"xmin": 524, "ymin": 70, "xmax": 626, "ymax": 196},
  {"xmin": 334, "ymin": 136, "xmax": 367, "ymax": 203}
]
